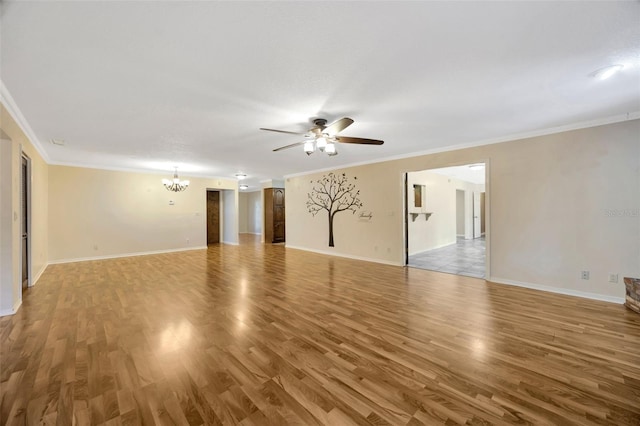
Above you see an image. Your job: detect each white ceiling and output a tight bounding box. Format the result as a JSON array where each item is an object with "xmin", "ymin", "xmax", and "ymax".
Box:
[{"xmin": 2, "ymin": 1, "xmax": 639, "ymax": 190}]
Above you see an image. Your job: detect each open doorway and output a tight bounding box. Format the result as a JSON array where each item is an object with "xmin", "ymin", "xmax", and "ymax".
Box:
[
  {"xmin": 21, "ymin": 154, "xmax": 31, "ymax": 291},
  {"xmin": 405, "ymin": 163, "xmax": 487, "ymax": 278}
]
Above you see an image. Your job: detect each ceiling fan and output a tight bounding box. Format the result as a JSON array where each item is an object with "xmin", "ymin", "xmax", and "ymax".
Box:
[{"xmin": 260, "ymin": 117, "xmax": 384, "ymax": 156}]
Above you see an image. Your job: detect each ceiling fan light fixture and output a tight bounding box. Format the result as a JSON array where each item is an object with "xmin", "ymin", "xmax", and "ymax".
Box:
[
  {"xmin": 304, "ymin": 140, "xmax": 315, "ymax": 155},
  {"xmin": 316, "ymin": 136, "xmax": 327, "ymax": 152},
  {"xmin": 263, "ymin": 117, "xmax": 383, "ymax": 154},
  {"xmin": 325, "ymin": 142, "xmax": 337, "ymax": 156},
  {"xmin": 235, "ymin": 173, "xmax": 247, "ymax": 180}
]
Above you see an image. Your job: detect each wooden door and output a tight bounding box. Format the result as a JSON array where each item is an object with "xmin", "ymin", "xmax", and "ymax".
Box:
[
  {"xmin": 206, "ymin": 191, "xmax": 220, "ymax": 245},
  {"xmin": 273, "ymin": 188, "xmax": 285, "ymax": 243},
  {"xmin": 264, "ymin": 188, "xmax": 285, "ymax": 243}
]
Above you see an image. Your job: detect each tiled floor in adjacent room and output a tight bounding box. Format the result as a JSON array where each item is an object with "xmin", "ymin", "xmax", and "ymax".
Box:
[{"xmin": 408, "ymin": 236, "xmax": 486, "ymax": 278}]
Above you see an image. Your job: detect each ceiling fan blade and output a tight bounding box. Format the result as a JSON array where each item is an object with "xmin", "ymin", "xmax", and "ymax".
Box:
[
  {"xmin": 273, "ymin": 141, "xmax": 306, "ymax": 152},
  {"xmin": 335, "ymin": 136, "xmax": 384, "ymax": 145},
  {"xmin": 323, "ymin": 117, "xmax": 354, "ymax": 135},
  {"xmin": 260, "ymin": 128, "xmax": 306, "ymax": 136}
]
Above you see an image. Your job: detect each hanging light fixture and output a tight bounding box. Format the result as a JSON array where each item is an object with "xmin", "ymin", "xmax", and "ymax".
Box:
[
  {"xmin": 162, "ymin": 167, "xmax": 189, "ymax": 192},
  {"xmin": 303, "ymin": 136, "xmax": 339, "ymax": 156},
  {"xmin": 304, "ymin": 140, "xmax": 315, "ymax": 155},
  {"xmin": 325, "ymin": 142, "xmax": 337, "ymax": 156},
  {"xmin": 316, "ymin": 136, "xmax": 327, "ymax": 152}
]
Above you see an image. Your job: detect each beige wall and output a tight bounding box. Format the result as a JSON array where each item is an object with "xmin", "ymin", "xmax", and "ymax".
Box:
[
  {"xmin": 239, "ymin": 191, "xmax": 262, "ymax": 234},
  {"xmin": 246, "ymin": 191, "xmax": 262, "ymax": 235},
  {"xmin": 238, "ymin": 192, "xmax": 249, "ymax": 233},
  {"xmin": 48, "ymin": 165, "xmax": 237, "ymax": 262},
  {"xmin": 1, "ymin": 103, "xmax": 49, "ymax": 315},
  {"xmin": 286, "ymin": 119, "xmax": 640, "ymax": 301},
  {"xmin": 0, "ymin": 138, "xmax": 20, "ymax": 315}
]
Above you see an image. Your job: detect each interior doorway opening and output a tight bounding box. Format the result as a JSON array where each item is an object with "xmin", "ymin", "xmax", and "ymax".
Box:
[
  {"xmin": 405, "ymin": 162, "xmax": 488, "ymax": 278},
  {"xmin": 21, "ymin": 154, "xmax": 31, "ymax": 291}
]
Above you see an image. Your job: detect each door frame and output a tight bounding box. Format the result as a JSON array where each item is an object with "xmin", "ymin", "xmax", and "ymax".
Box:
[
  {"xmin": 403, "ymin": 159, "xmax": 491, "ymax": 279},
  {"xmin": 21, "ymin": 152, "xmax": 32, "ymax": 288},
  {"xmin": 403, "ymin": 173, "xmax": 409, "ymax": 265}
]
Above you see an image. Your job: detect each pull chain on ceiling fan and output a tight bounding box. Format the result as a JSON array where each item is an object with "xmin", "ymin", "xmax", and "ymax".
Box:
[{"xmin": 260, "ymin": 117, "xmax": 384, "ymax": 156}]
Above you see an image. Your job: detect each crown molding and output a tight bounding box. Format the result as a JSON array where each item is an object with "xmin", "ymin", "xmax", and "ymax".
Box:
[
  {"xmin": 0, "ymin": 79, "xmax": 50, "ymax": 162},
  {"xmin": 284, "ymin": 111, "xmax": 640, "ymax": 179}
]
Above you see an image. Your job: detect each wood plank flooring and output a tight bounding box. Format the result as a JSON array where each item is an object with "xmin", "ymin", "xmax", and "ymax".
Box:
[{"xmin": 2, "ymin": 234, "xmax": 640, "ymax": 425}]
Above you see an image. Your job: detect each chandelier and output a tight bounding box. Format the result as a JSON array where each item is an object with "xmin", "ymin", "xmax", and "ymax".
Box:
[
  {"xmin": 162, "ymin": 168, "xmax": 190, "ymax": 192},
  {"xmin": 303, "ymin": 135, "xmax": 338, "ymax": 156}
]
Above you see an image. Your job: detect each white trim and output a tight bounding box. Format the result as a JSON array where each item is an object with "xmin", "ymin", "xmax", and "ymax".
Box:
[
  {"xmin": 285, "ymin": 244, "xmax": 403, "ymax": 267},
  {"xmin": 408, "ymin": 240, "xmax": 458, "ymax": 257},
  {"xmin": 489, "ymin": 276, "xmax": 625, "ymax": 304},
  {"xmin": 0, "ymin": 80, "xmax": 50, "ymax": 162},
  {"xmin": 284, "ymin": 111, "xmax": 640, "ymax": 179},
  {"xmin": 21, "ymin": 151, "xmax": 33, "ymax": 289},
  {"xmin": 0, "ymin": 299, "xmax": 23, "ymax": 317},
  {"xmin": 222, "ymin": 241, "xmax": 240, "ymax": 246},
  {"xmin": 48, "ymin": 246, "xmax": 208, "ymax": 265}
]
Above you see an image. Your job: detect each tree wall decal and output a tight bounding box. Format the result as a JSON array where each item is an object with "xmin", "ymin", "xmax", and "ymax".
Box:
[{"xmin": 306, "ymin": 172, "xmax": 363, "ymax": 247}]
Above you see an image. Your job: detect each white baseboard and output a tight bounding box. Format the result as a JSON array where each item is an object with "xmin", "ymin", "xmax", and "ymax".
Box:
[
  {"xmin": 285, "ymin": 244, "xmax": 402, "ymax": 266},
  {"xmin": 222, "ymin": 241, "xmax": 240, "ymax": 246},
  {"xmin": 0, "ymin": 298, "xmax": 22, "ymax": 317},
  {"xmin": 48, "ymin": 246, "xmax": 208, "ymax": 265},
  {"xmin": 489, "ymin": 276, "xmax": 625, "ymax": 304}
]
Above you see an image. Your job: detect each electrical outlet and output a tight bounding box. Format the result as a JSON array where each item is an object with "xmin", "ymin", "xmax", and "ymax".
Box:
[
  {"xmin": 581, "ymin": 270, "xmax": 590, "ymax": 280},
  {"xmin": 608, "ymin": 273, "xmax": 618, "ymax": 283}
]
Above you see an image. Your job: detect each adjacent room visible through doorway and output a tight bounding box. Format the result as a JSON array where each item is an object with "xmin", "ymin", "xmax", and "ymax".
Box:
[{"xmin": 406, "ymin": 163, "xmax": 487, "ymax": 278}]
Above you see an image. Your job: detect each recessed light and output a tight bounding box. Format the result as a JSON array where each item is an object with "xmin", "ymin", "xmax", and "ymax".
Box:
[
  {"xmin": 235, "ymin": 173, "xmax": 247, "ymax": 180},
  {"xmin": 591, "ymin": 64, "xmax": 623, "ymax": 80},
  {"xmin": 239, "ymin": 184, "xmax": 249, "ymax": 190},
  {"xmin": 51, "ymin": 138, "xmax": 65, "ymax": 146}
]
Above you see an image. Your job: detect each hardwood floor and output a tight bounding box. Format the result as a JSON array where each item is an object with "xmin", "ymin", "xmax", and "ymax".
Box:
[{"xmin": 2, "ymin": 235, "xmax": 640, "ymax": 425}]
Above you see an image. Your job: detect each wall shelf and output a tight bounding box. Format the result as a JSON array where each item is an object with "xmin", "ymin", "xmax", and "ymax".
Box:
[{"xmin": 410, "ymin": 212, "xmax": 433, "ymax": 222}]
